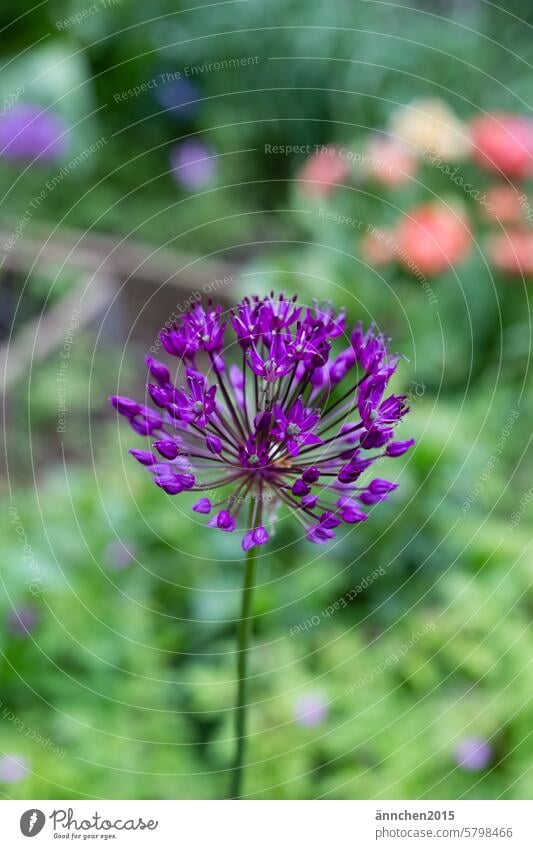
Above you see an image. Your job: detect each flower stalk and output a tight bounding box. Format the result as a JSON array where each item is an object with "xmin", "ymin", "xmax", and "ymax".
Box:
[{"xmin": 230, "ymin": 508, "xmax": 258, "ymax": 799}]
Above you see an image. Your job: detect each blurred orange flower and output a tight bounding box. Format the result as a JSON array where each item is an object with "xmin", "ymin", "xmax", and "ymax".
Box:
[
  {"xmin": 395, "ymin": 202, "xmax": 472, "ymax": 276},
  {"xmin": 471, "ymin": 113, "xmax": 533, "ymax": 178},
  {"xmin": 482, "ymin": 185, "xmax": 526, "ymax": 223},
  {"xmin": 487, "ymin": 230, "xmax": 533, "ymax": 276}
]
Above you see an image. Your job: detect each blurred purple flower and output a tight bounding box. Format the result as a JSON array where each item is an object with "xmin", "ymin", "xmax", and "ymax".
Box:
[
  {"xmin": 0, "ymin": 104, "xmax": 68, "ymax": 162},
  {"xmin": 294, "ymin": 692, "xmax": 329, "ymax": 727},
  {"xmin": 170, "ymin": 140, "xmax": 216, "ymax": 189},
  {"xmin": 104, "ymin": 539, "xmax": 137, "ymax": 570},
  {"xmin": 6, "ymin": 605, "xmax": 38, "ymax": 636},
  {"xmin": 455, "ymin": 736, "xmax": 493, "ymax": 771},
  {"xmin": 156, "ymin": 78, "xmax": 199, "ymax": 119},
  {"xmin": 0, "ymin": 754, "xmax": 29, "ymax": 784}
]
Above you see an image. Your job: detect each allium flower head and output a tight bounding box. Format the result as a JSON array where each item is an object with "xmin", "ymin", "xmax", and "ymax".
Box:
[
  {"xmin": 0, "ymin": 103, "xmax": 68, "ymax": 162},
  {"xmin": 170, "ymin": 139, "xmax": 216, "ymax": 189},
  {"xmin": 0, "ymin": 754, "xmax": 29, "ymax": 784},
  {"xmin": 294, "ymin": 692, "xmax": 329, "ymax": 727},
  {"xmin": 6, "ymin": 605, "xmax": 38, "ymax": 636},
  {"xmin": 110, "ymin": 294, "xmax": 414, "ymax": 551},
  {"xmin": 455, "ymin": 736, "xmax": 493, "ymax": 771}
]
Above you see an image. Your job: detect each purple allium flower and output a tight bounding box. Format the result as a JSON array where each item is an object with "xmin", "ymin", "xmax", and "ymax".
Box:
[
  {"xmin": 294, "ymin": 692, "xmax": 329, "ymax": 727},
  {"xmin": 110, "ymin": 294, "xmax": 414, "ymax": 551},
  {"xmin": 455, "ymin": 736, "xmax": 493, "ymax": 771},
  {"xmin": 0, "ymin": 754, "xmax": 29, "ymax": 784},
  {"xmin": 170, "ymin": 139, "xmax": 216, "ymax": 189},
  {"xmin": 6, "ymin": 605, "xmax": 38, "ymax": 636},
  {"xmin": 0, "ymin": 104, "xmax": 68, "ymax": 162}
]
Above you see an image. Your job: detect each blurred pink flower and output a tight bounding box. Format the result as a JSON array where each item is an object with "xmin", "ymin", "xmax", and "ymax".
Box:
[
  {"xmin": 170, "ymin": 140, "xmax": 216, "ymax": 189},
  {"xmin": 293, "ymin": 692, "xmax": 329, "ymax": 727},
  {"xmin": 455, "ymin": 736, "xmax": 492, "ymax": 771},
  {"xmin": 0, "ymin": 754, "xmax": 29, "ymax": 784},
  {"xmin": 471, "ymin": 113, "xmax": 533, "ymax": 178},
  {"xmin": 297, "ymin": 147, "xmax": 350, "ymax": 197},
  {"xmin": 365, "ymin": 136, "xmax": 417, "ymax": 186},
  {"xmin": 482, "ymin": 184, "xmax": 526, "ymax": 223},
  {"xmin": 487, "ymin": 230, "xmax": 533, "ymax": 276},
  {"xmin": 395, "ymin": 202, "xmax": 472, "ymax": 276}
]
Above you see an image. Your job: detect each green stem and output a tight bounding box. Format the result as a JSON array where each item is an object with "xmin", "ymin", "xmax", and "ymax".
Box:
[{"xmin": 229, "ymin": 537, "xmax": 258, "ymax": 799}]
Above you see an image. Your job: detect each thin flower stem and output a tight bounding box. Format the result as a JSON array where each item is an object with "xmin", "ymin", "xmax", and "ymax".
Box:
[
  {"xmin": 303, "ymin": 420, "xmax": 364, "ymax": 451},
  {"xmin": 317, "ymin": 375, "xmax": 363, "ymax": 421},
  {"xmin": 284, "ymin": 369, "xmax": 311, "ymax": 413},
  {"xmin": 277, "ymin": 361, "xmax": 298, "ymax": 408},
  {"xmin": 229, "ymin": 501, "xmax": 258, "ymax": 800},
  {"xmin": 191, "ymin": 472, "xmax": 245, "ymax": 492},
  {"xmin": 189, "ymin": 420, "xmax": 239, "ymax": 457},
  {"xmin": 242, "ymin": 349, "xmax": 251, "ymax": 430}
]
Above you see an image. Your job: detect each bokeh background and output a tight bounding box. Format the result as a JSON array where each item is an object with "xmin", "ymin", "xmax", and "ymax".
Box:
[{"xmin": 1, "ymin": 0, "xmax": 533, "ymax": 800}]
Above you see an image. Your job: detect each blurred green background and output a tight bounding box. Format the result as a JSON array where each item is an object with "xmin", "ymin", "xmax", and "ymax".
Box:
[{"xmin": 1, "ymin": 0, "xmax": 533, "ymax": 799}]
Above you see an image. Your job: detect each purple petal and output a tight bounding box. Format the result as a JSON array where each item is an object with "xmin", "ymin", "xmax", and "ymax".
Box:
[
  {"xmin": 359, "ymin": 491, "xmax": 387, "ymax": 505},
  {"xmin": 386, "ymin": 439, "xmax": 416, "ymax": 457},
  {"xmin": 193, "ymin": 497, "xmax": 212, "ymax": 514},
  {"xmin": 241, "ymin": 530, "xmax": 256, "ymax": 551},
  {"xmin": 307, "ymin": 525, "xmax": 336, "ymax": 544},
  {"xmin": 252, "ymin": 526, "xmax": 269, "ymax": 545},
  {"xmin": 205, "ymin": 434, "xmax": 223, "ymax": 454},
  {"xmin": 209, "ymin": 510, "xmax": 236, "ymax": 532},
  {"xmin": 369, "ymin": 478, "xmax": 398, "ymax": 494},
  {"xmin": 320, "ymin": 511, "xmax": 342, "ymax": 529},
  {"xmin": 153, "ymin": 439, "xmax": 180, "ymax": 460},
  {"xmin": 302, "ymin": 466, "xmax": 320, "ymax": 483},
  {"xmin": 154, "ymin": 477, "xmax": 186, "ymax": 494},
  {"xmin": 129, "ymin": 449, "xmax": 156, "ymax": 466},
  {"xmin": 292, "ymin": 479, "xmax": 311, "ymax": 497},
  {"xmin": 360, "ymin": 427, "xmax": 393, "ymax": 449},
  {"xmin": 145, "ymin": 356, "xmax": 170, "ymax": 385},
  {"xmin": 338, "ymin": 465, "xmax": 363, "ymax": 484},
  {"xmin": 148, "ymin": 384, "xmax": 171, "ymax": 408},
  {"xmin": 110, "ymin": 396, "xmax": 141, "ymax": 417},
  {"xmin": 342, "ymin": 506, "xmax": 368, "ymax": 523}
]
